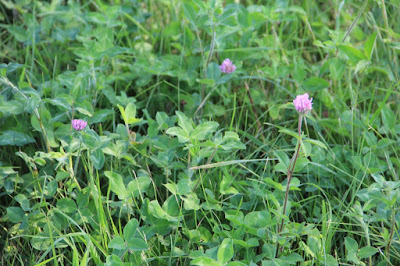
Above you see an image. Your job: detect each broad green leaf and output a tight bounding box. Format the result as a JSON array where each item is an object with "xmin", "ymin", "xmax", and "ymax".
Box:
[
  {"xmin": 183, "ymin": 193, "xmax": 200, "ymax": 211},
  {"xmin": 339, "ymin": 45, "xmax": 368, "ymax": 63},
  {"xmin": 31, "ymin": 234, "xmax": 52, "ymax": 251},
  {"xmin": 191, "ymin": 121, "xmax": 219, "ymax": 140},
  {"xmin": 364, "ymin": 32, "xmax": 377, "ymax": 60},
  {"xmin": 0, "ymin": 131, "xmax": 35, "ymax": 146},
  {"xmin": 223, "ymin": 131, "xmax": 240, "ymax": 141},
  {"xmin": 220, "ymin": 175, "xmax": 239, "ymax": 195},
  {"xmin": 191, "ymin": 256, "xmax": 222, "ymax": 266},
  {"xmin": 176, "ymin": 111, "xmax": 194, "ymax": 135},
  {"xmin": 105, "ymin": 254, "xmax": 123, "ymax": 266},
  {"xmin": 148, "ymin": 200, "xmax": 177, "ymax": 221},
  {"xmin": 279, "ymin": 253, "xmax": 303, "ymax": 265},
  {"xmin": 325, "ymin": 255, "xmax": 338, "ymax": 266},
  {"xmin": 206, "ymin": 62, "xmax": 221, "ymax": 81},
  {"xmin": 183, "ymin": 2, "xmax": 197, "ymax": 27},
  {"xmin": 105, "ymin": 171, "xmax": 127, "ymax": 200},
  {"xmin": 329, "ymin": 58, "xmax": 346, "ymax": 80},
  {"xmin": 278, "ymin": 128, "xmax": 301, "ymax": 140},
  {"xmin": 124, "ymin": 219, "xmax": 139, "ymax": 240},
  {"xmin": 90, "ymin": 148, "xmax": 105, "ymax": 170},
  {"xmin": 127, "ymin": 176, "xmax": 151, "ymax": 198},
  {"xmin": 46, "ymin": 180, "xmax": 58, "ymax": 197},
  {"xmin": 7, "ymin": 207, "xmax": 25, "ymax": 223},
  {"xmin": 166, "ymin": 126, "xmax": 190, "ymax": 143},
  {"xmin": 244, "ymin": 211, "xmax": 271, "ymax": 228},
  {"xmin": 56, "ymin": 198, "xmax": 77, "ymax": 213},
  {"xmin": 125, "ymin": 102, "xmax": 142, "ymax": 124},
  {"xmin": 302, "ymin": 77, "xmax": 330, "ymax": 92},
  {"xmin": 217, "ymin": 238, "xmax": 234, "ymax": 264},
  {"xmin": 345, "ymin": 237, "xmax": 358, "ymax": 253},
  {"xmin": 263, "ymin": 177, "xmax": 283, "ymax": 191},
  {"xmin": 177, "ymin": 179, "xmax": 193, "ymax": 195},
  {"xmin": 274, "ymin": 151, "xmax": 290, "ymax": 168},
  {"xmin": 117, "ymin": 104, "xmax": 126, "ymax": 123},
  {"xmin": 226, "ymin": 261, "xmax": 248, "ymax": 266},
  {"xmin": 126, "ymin": 238, "xmax": 148, "ymax": 251},
  {"xmin": 196, "ymin": 78, "xmax": 215, "ymax": 85},
  {"xmin": 381, "ymin": 106, "xmax": 395, "ymax": 130},
  {"xmin": 358, "ymin": 246, "xmax": 378, "ymax": 259},
  {"xmin": 293, "ymin": 157, "xmax": 310, "ymax": 172},
  {"xmin": 108, "ymin": 236, "xmax": 125, "ymax": 250},
  {"xmin": 0, "ymin": 100, "xmax": 24, "ymax": 115},
  {"xmin": 303, "ymin": 138, "xmax": 327, "ymax": 150}
]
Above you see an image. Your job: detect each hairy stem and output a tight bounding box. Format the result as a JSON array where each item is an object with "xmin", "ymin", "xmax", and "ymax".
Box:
[{"xmin": 276, "ymin": 115, "xmax": 303, "ymax": 257}]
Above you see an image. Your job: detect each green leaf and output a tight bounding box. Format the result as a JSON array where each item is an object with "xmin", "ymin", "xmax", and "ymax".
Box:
[
  {"xmin": 191, "ymin": 121, "xmax": 219, "ymax": 140},
  {"xmin": 105, "ymin": 255, "xmax": 123, "ymax": 266},
  {"xmin": 196, "ymin": 78, "xmax": 215, "ymax": 85},
  {"xmin": 124, "ymin": 219, "xmax": 139, "ymax": 240},
  {"xmin": 339, "ymin": 45, "xmax": 368, "ymax": 63},
  {"xmin": 7, "ymin": 207, "xmax": 25, "ymax": 223},
  {"xmin": 274, "ymin": 150, "xmax": 290, "ymax": 169},
  {"xmin": 15, "ymin": 194, "xmax": 30, "ymax": 211},
  {"xmin": 105, "ymin": 171, "xmax": 127, "ymax": 200},
  {"xmin": 263, "ymin": 177, "xmax": 283, "ymax": 191},
  {"xmin": 217, "ymin": 238, "xmax": 234, "ymax": 264},
  {"xmin": 279, "ymin": 253, "xmax": 303, "ymax": 265},
  {"xmin": 90, "ymin": 148, "xmax": 105, "ymax": 170},
  {"xmin": 183, "ymin": 193, "xmax": 200, "ymax": 211},
  {"xmin": 302, "ymin": 77, "xmax": 330, "ymax": 92},
  {"xmin": 381, "ymin": 106, "xmax": 395, "ymax": 130},
  {"xmin": 108, "ymin": 236, "xmax": 125, "ymax": 250},
  {"xmin": 303, "ymin": 138, "xmax": 327, "ymax": 150},
  {"xmin": 0, "ymin": 131, "xmax": 35, "ymax": 146},
  {"xmin": 191, "ymin": 257, "xmax": 222, "ymax": 266},
  {"xmin": 183, "ymin": 2, "xmax": 197, "ymax": 27},
  {"xmin": 117, "ymin": 104, "xmax": 126, "ymax": 122},
  {"xmin": 364, "ymin": 32, "xmax": 377, "ymax": 60},
  {"xmin": 126, "ymin": 238, "xmax": 148, "ymax": 251},
  {"xmin": 56, "ymin": 198, "xmax": 77, "ymax": 213},
  {"xmin": 278, "ymin": 128, "xmax": 301, "ymax": 140},
  {"xmin": 127, "ymin": 176, "xmax": 150, "ymax": 198},
  {"xmin": 244, "ymin": 211, "xmax": 271, "ymax": 228},
  {"xmin": 176, "ymin": 111, "xmax": 194, "ymax": 135},
  {"xmin": 345, "ymin": 237, "xmax": 358, "ymax": 253},
  {"xmin": 358, "ymin": 246, "xmax": 378, "ymax": 259},
  {"xmin": 329, "ymin": 58, "xmax": 346, "ymax": 80},
  {"xmin": 166, "ymin": 126, "xmax": 190, "ymax": 143},
  {"xmin": 293, "ymin": 157, "xmax": 310, "ymax": 172},
  {"xmin": 125, "ymin": 102, "xmax": 142, "ymax": 124},
  {"xmin": 206, "ymin": 62, "xmax": 221, "ymax": 81},
  {"xmin": 148, "ymin": 200, "xmax": 177, "ymax": 221},
  {"xmin": 325, "ymin": 255, "xmax": 338, "ymax": 266}
]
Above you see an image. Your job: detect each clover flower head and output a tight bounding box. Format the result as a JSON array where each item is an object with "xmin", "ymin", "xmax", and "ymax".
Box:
[
  {"xmin": 220, "ymin": 58, "xmax": 236, "ymax": 74},
  {"xmin": 71, "ymin": 119, "xmax": 87, "ymax": 131},
  {"xmin": 293, "ymin": 93, "xmax": 313, "ymax": 115}
]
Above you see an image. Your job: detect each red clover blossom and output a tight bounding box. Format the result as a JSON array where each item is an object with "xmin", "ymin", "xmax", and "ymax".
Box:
[
  {"xmin": 293, "ymin": 93, "xmax": 313, "ymax": 115},
  {"xmin": 220, "ymin": 58, "xmax": 236, "ymax": 74},
  {"xmin": 71, "ymin": 119, "xmax": 87, "ymax": 131}
]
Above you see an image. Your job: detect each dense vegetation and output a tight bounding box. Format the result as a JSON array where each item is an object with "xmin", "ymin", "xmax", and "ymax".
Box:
[{"xmin": 1, "ymin": 0, "xmax": 399, "ymax": 265}]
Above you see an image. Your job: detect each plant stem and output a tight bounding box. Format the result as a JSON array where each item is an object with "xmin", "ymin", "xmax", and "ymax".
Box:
[
  {"xmin": 276, "ymin": 115, "xmax": 303, "ymax": 257},
  {"xmin": 73, "ymin": 140, "xmax": 82, "ymax": 190}
]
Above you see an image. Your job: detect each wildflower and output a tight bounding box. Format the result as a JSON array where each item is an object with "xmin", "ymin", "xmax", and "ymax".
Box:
[
  {"xmin": 219, "ymin": 58, "xmax": 236, "ymax": 74},
  {"xmin": 71, "ymin": 119, "xmax": 87, "ymax": 131},
  {"xmin": 293, "ymin": 93, "xmax": 313, "ymax": 115}
]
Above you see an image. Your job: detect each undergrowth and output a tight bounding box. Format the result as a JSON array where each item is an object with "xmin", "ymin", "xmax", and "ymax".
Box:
[{"xmin": 0, "ymin": 0, "xmax": 399, "ymax": 265}]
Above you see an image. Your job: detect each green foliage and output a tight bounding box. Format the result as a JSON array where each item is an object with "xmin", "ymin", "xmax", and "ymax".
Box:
[{"xmin": 1, "ymin": 0, "xmax": 399, "ymax": 265}]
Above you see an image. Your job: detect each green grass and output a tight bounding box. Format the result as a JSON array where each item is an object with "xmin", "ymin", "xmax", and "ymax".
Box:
[{"xmin": 1, "ymin": 0, "xmax": 400, "ymax": 265}]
